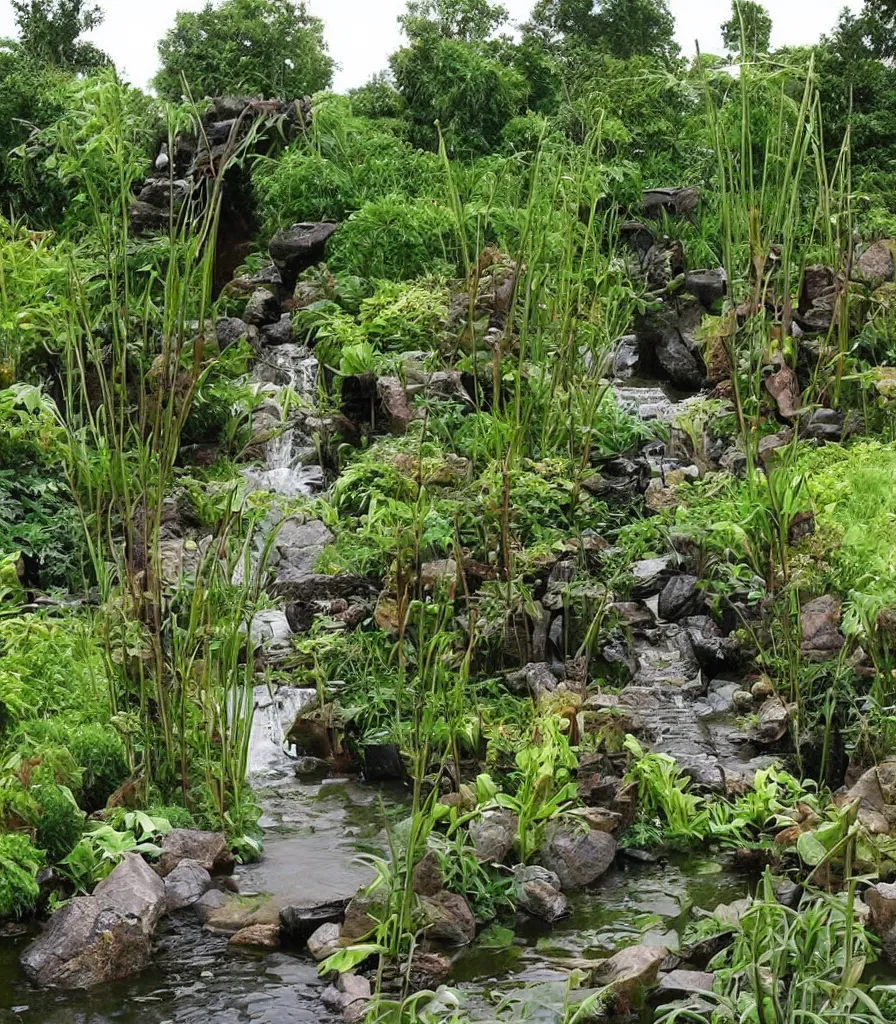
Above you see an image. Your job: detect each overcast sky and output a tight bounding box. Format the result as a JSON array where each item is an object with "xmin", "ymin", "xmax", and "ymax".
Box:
[{"xmin": 0, "ymin": 0, "xmax": 862, "ymax": 92}]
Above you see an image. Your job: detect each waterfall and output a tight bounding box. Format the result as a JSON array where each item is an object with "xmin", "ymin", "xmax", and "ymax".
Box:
[{"xmin": 244, "ymin": 344, "xmax": 322, "ymax": 498}]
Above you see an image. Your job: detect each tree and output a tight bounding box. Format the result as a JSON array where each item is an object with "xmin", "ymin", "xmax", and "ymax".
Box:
[
  {"xmin": 525, "ymin": 0, "xmax": 679, "ymax": 63},
  {"xmin": 153, "ymin": 0, "xmax": 334, "ymax": 103},
  {"xmin": 390, "ymin": 0, "xmax": 527, "ymax": 155},
  {"xmin": 399, "ymin": 0, "xmax": 509, "ymax": 43},
  {"xmin": 721, "ymin": 1, "xmax": 773, "ymax": 58},
  {"xmin": 10, "ymin": 0, "xmax": 109, "ymax": 70}
]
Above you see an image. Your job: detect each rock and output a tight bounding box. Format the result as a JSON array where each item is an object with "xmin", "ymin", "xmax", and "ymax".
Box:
[
  {"xmin": 362, "ymin": 743, "xmax": 406, "ymax": 782},
  {"xmin": 539, "ymin": 825, "xmax": 616, "ymax": 889},
  {"xmin": 632, "ymin": 626, "xmax": 701, "ymax": 688},
  {"xmin": 519, "ymin": 661, "xmax": 560, "ymax": 702},
  {"xmin": 656, "ymin": 330, "xmax": 704, "ymax": 390},
  {"xmin": 261, "ymin": 314, "xmax": 294, "ymax": 346},
  {"xmin": 758, "ymin": 430, "xmax": 792, "ymax": 464},
  {"xmin": 274, "ymin": 519, "xmax": 334, "ymax": 576},
  {"xmin": 280, "ymin": 897, "xmax": 352, "ymax": 941},
  {"xmin": 377, "ymin": 376, "xmax": 414, "ymax": 433},
  {"xmin": 686, "ymin": 268, "xmax": 726, "ymax": 306},
  {"xmin": 340, "ymin": 895, "xmax": 381, "ymax": 945},
  {"xmin": 230, "ymin": 923, "xmax": 280, "ymax": 949},
  {"xmin": 684, "ymin": 616, "xmax": 735, "ymax": 666},
  {"xmin": 20, "ymin": 898, "xmax": 152, "ymax": 989},
  {"xmin": 857, "ymin": 240, "xmax": 895, "ymax": 286},
  {"xmin": 764, "ymin": 364, "xmax": 801, "ymax": 418},
  {"xmin": 643, "ymin": 187, "xmax": 699, "ymax": 218},
  {"xmin": 613, "ymin": 334, "xmax": 661, "ymax": 380},
  {"xmin": 800, "ymin": 595, "xmax": 844, "ymax": 661},
  {"xmin": 158, "ymin": 829, "xmax": 229, "ymax": 877},
  {"xmin": 412, "ymin": 850, "xmax": 444, "ymax": 897},
  {"xmin": 20, "ymin": 855, "xmax": 166, "ymax": 989},
  {"xmin": 164, "ymin": 858, "xmax": 212, "ymax": 912},
  {"xmin": 419, "ymin": 891, "xmax": 476, "ymax": 946},
  {"xmin": 797, "ymin": 265, "xmax": 837, "ymax": 334},
  {"xmin": 243, "ymin": 288, "xmax": 282, "ymax": 327},
  {"xmin": 866, "ymin": 883, "xmax": 896, "ymax": 936},
  {"xmin": 732, "ymin": 689, "xmax": 755, "ymax": 711},
  {"xmin": 801, "ymin": 408, "xmax": 845, "ymax": 443},
  {"xmin": 93, "ymin": 855, "xmax": 166, "ymax": 934},
  {"xmin": 594, "ymin": 944, "xmax": 668, "ymax": 1006},
  {"xmin": 514, "ymin": 866, "xmax": 568, "ymax": 923},
  {"xmin": 632, "ymin": 556, "xmax": 675, "ymax": 595},
  {"xmin": 326, "ymin": 972, "xmax": 372, "ymax": 1023},
  {"xmin": 269, "ymin": 222, "xmax": 338, "ymax": 286},
  {"xmin": 752, "ymin": 697, "xmax": 791, "ymax": 744},
  {"xmin": 469, "ymin": 810, "xmax": 517, "ymax": 865},
  {"xmin": 420, "ymin": 559, "xmax": 458, "ymax": 592},
  {"xmin": 307, "ymin": 922, "xmax": 341, "ymax": 961},
  {"xmin": 658, "ymin": 575, "xmax": 701, "ymax": 621},
  {"xmin": 654, "ymin": 969, "xmax": 714, "ymax": 1000},
  {"xmin": 775, "ymin": 881, "xmax": 802, "ymax": 909},
  {"xmin": 193, "ymin": 888, "xmax": 228, "ymax": 925},
  {"xmin": 293, "ymin": 756, "xmax": 332, "ymax": 777},
  {"xmin": 406, "ymin": 951, "xmax": 452, "ymax": 991},
  {"xmin": 281, "ymin": 573, "xmax": 378, "ymax": 631},
  {"xmin": 215, "ymin": 317, "xmax": 251, "ymax": 348}
]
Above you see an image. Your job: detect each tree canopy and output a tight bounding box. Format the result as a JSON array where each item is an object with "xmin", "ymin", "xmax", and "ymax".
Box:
[
  {"xmin": 9, "ymin": 0, "xmax": 109, "ymax": 70},
  {"xmin": 153, "ymin": 0, "xmax": 334, "ymax": 103},
  {"xmin": 721, "ymin": 1, "xmax": 773, "ymax": 58}
]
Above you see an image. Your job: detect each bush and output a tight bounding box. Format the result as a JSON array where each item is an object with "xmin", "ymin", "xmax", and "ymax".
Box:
[
  {"xmin": 0, "ymin": 832, "xmax": 43, "ymax": 919},
  {"xmin": 252, "ymin": 95, "xmax": 444, "ymax": 229},
  {"xmin": 153, "ymin": 0, "xmax": 333, "ymax": 103},
  {"xmin": 328, "ymin": 195, "xmax": 460, "ymax": 280},
  {"xmin": 391, "ymin": 35, "xmax": 528, "ymax": 156}
]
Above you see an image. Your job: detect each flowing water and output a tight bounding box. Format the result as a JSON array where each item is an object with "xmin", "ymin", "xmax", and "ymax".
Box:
[
  {"xmin": 242, "ymin": 345, "xmax": 322, "ymax": 498},
  {"xmin": 0, "ymin": 352, "xmax": 750, "ymax": 1022}
]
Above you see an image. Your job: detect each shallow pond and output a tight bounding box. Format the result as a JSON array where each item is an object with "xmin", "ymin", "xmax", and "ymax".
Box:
[{"xmin": 0, "ymin": 777, "xmax": 747, "ymax": 1024}]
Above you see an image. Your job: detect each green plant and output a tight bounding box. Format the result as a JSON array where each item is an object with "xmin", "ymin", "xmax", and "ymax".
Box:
[
  {"xmin": 0, "ymin": 831, "xmax": 43, "ymax": 919},
  {"xmin": 59, "ymin": 812, "xmax": 170, "ymax": 892},
  {"xmin": 153, "ymin": 0, "xmax": 333, "ymax": 102}
]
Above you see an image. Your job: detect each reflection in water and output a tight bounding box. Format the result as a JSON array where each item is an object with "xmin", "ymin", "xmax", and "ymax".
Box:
[{"xmin": 0, "ymin": 775, "xmax": 747, "ymax": 1024}]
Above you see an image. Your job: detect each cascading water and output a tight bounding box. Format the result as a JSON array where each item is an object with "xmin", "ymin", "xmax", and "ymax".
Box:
[
  {"xmin": 244, "ymin": 343, "xmax": 323, "ymax": 498},
  {"xmin": 247, "ymin": 684, "xmax": 318, "ymax": 776}
]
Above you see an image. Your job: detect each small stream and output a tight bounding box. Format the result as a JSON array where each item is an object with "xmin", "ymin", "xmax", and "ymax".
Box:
[
  {"xmin": 0, "ymin": 770, "xmax": 747, "ymax": 1024},
  {"xmin": 0, "ymin": 351, "xmax": 750, "ymax": 1021}
]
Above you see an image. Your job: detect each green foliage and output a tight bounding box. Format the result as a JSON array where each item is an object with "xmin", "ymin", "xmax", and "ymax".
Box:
[
  {"xmin": 660, "ymin": 871, "xmax": 883, "ymax": 1023},
  {"xmin": 329, "ymin": 194, "xmax": 460, "ymax": 280},
  {"xmin": 10, "ymin": 0, "xmax": 109, "ymax": 70},
  {"xmin": 60, "ymin": 811, "xmax": 171, "ymax": 891},
  {"xmin": 153, "ymin": 0, "xmax": 333, "ymax": 103},
  {"xmin": 0, "ymin": 385, "xmax": 83, "ymax": 587},
  {"xmin": 391, "ymin": 34, "xmax": 528, "ymax": 156},
  {"xmin": 721, "ymin": 1, "xmax": 773, "ymax": 58},
  {"xmin": 0, "ymin": 831, "xmax": 43, "ymax": 919},
  {"xmin": 253, "ymin": 94, "xmax": 446, "ymax": 230},
  {"xmin": 526, "ymin": 0, "xmax": 679, "ymax": 63}
]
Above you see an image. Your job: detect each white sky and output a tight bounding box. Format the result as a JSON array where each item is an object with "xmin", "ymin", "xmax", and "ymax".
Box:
[{"xmin": 0, "ymin": 0, "xmax": 863, "ymax": 93}]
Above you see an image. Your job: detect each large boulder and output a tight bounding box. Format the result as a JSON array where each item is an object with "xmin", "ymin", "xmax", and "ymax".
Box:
[
  {"xmin": 593, "ymin": 944, "xmax": 668, "ymax": 1010},
  {"xmin": 539, "ymin": 825, "xmax": 616, "ymax": 889},
  {"xmin": 269, "ymin": 222, "xmax": 338, "ymax": 287},
  {"xmin": 658, "ymin": 575, "xmax": 702, "ymax": 621},
  {"xmin": 20, "ymin": 855, "xmax": 165, "ymax": 989},
  {"xmin": 419, "ymin": 891, "xmax": 476, "ymax": 946},
  {"xmin": 157, "ymin": 829, "xmax": 229, "ymax": 877},
  {"xmin": 164, "ymin": 858, "xmax": 212, "ymax": 912},
  {"xmin": 469, "ymin": 810, "xmax": 517, "ymax": 865}
]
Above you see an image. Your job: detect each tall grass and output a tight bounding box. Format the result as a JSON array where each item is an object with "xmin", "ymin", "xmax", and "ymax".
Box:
[{"xmin": 31, "ymin": 74, "xmax": 282, "ymax": 827}]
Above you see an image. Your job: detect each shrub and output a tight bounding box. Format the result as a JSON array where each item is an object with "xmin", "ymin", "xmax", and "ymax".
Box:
[
  {"xmin": 328, "ymin": 195, "xmax": 460, "ymax": 280},
  {"xmin": 0, "ymin": 832, "xmax": 43, "ymax": 919}
]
